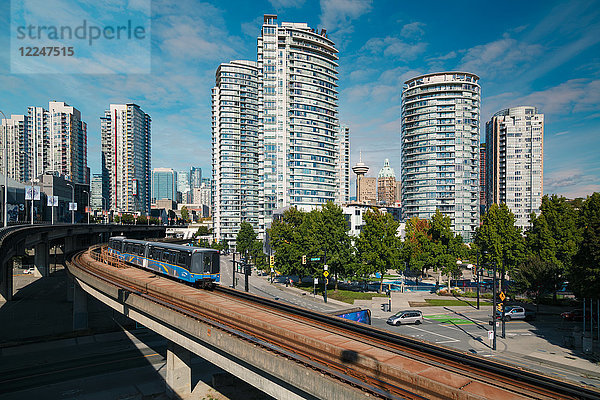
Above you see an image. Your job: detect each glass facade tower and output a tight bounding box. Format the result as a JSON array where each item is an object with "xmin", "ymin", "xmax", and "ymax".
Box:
[{"xmin": 401, "ymin": 72, "xmax": 480, "ymax": 241}]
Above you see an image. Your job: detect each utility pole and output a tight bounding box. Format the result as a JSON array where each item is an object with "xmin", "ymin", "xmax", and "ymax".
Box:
[
  {"xmin": 501, "ymin": 261, "xmax": 506, "ymax": 339},
  {"xmin": 1, "ymin": 109, "xmax": 8, "ymax": 228},
  {"xmin": 492, "ymin": 261, "xmax": 497, "ymax": 351},
  {"xmin": 476, "ymin": 250, "xmax": 480, "ymax": 310},
  {"xmin": 323, "ymin": 250, "xmax": 328, "ymax": 303},
  {"xmin": 232, "ymin": 251, "xmax": 236, "ymax": 289}
]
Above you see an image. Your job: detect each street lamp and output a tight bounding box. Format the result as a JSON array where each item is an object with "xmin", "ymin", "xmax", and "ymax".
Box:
[
  {"xmin": 83, "ymin": 190, "xmax": 89, "ymax": 224},
  {"xmin": 66, "ymin": 183, "xmax": 74, "ymax": 224},
  {"xmin": 1, "ymin": 109, "xmax": 7, "ymax": 228}
]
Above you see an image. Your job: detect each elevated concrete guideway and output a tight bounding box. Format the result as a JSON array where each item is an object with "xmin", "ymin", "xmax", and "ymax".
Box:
[{"xmin": 0, "ymin": 224, "xmax": 166, "ymax": 302}]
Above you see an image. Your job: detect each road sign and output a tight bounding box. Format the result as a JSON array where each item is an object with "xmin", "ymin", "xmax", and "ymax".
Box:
[
  {"xmin": 314, "ymin": 278, "xmax": 318, "ymax": 284},
  {"xmin": 25, "ymin": 186, "xmax": 41, "ymax": 200},
  {"xmin": 68, "ymin": 202, "xmax": 77, "ymax": 211},
  {"xmin": 310, "ymin": 256, "xmax": 323, "ymax": 262},
  {"xmin": 488, "ymin": 330, "xmax": 494, "ymax": 340},
  {"xmin": 499, "ymin": 292, "xmax": 506, "ymax": 301},
  {"xmin": 47, "ymin": 196, "xmax": 58, "ymax": 207},
  {"xmin": 324, "ymin": 264, "xmax": 328, "ymax": 271},
  {"xmin": 323, "ymin": 270, "xmax": 329, "ymax": 277}
]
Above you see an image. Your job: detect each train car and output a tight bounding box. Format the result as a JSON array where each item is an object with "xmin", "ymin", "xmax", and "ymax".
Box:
[{"xmin": 106, "ymin": 237, "xmax": 220, "ymax": 288}]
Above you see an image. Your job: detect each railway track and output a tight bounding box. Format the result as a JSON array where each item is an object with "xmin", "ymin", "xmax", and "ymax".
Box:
[{"xmin": 69, "ymin": 247, "xmax": 600, "ymax": 400}]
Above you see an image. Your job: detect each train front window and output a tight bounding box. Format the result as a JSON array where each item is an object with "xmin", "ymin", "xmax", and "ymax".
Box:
[
  {"xmin": 189, "ymin": 253, "xmax": 201, "ymax": 274},
  {"xmin": 211, "ymin": 253, "xmax": 219, "ymax": 273}
]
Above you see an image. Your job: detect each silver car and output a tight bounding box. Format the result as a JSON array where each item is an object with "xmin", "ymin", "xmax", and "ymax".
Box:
[{"xmin": 387, "ymin": 310, "xmax": 424, "ymax": 326}]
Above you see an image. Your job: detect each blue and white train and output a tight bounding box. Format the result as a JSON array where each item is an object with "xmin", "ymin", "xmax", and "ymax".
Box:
[{"xmin": 107, "ymin": 237, "xmax": 220, "ymax": 288}]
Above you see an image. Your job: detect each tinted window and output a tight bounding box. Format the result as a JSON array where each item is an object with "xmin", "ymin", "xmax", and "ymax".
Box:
[{"xmin": 177, "ymin": 253, "xmax": 186, "ymax": 266}]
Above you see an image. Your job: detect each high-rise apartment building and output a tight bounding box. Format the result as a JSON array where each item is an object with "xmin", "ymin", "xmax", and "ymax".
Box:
[
  {"xmin": 486, "ymin": 106, "xmax": 544, "ymax": 230},
  {"xmin": 479, "ymin": 143, "xmax": 486, "ymax": 217},
  {"xmin": 48, "ymin": 101, "xmax": 88, "ymax": 184},
  {"xmin": 402, "ymin": 72, "xmax": 480, "ymax": 241},
  {"xmin": 1, "ymin": 102, "xmax": 88, "ymax": 185},
  {"xmin": 257, "ymin": 14, "xmax": 339, "ymax": 230},
  {"xmin": 152, "ymin": 168, "xmax": 177, "ymax": 202},
  {"xmin": 176, "ymin": 170, "xmax": 190, "ymax": 202},
  {"xmin": 377, "ymin": 159, "xmax": 397, "ymax": 205},
  {"xmin": 336, "ymin": 125, "xmax": 350, "ymax": 204},
  {"xmin": 101, "ymin": 103, "xmax": 151, "ymax": 214},
  {"xmin": 212, "ymin": 60, "xmax": 260, "ymax": 244},
  {"xmin": 1, "ymin": 115, "xmax": 29, "ymax": 183}
]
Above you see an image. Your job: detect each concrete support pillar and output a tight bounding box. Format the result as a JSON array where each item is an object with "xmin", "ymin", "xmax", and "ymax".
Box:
[
  {"xmin": 64, "ymin": 236, "xmax": 75, "ymax": 255},
  {"xmin": 34, "ymin": 242, "xmax": 49, "ymax": 277},
  {"xmin": 166, "ymin": 341, "xmax": 192, "ymax": 398},
  {"xmin": 66, "ymin": 273, "xmax": 74, "ymax": 302},
  {"xmin": 73, "ymin": 280, "xmax": 88, "ymax": 331},
  {"xmin": 0, "ymin": 258, "xmax": 13, "ymax": 302}
]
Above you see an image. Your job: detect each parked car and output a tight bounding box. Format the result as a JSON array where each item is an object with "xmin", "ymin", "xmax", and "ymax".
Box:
[
  {"xmin": 387, "ymin": 310, "xmax": 423, "ymax": 326},
  {"xmin": 23, "ymin": 267, "xmax": 35, "ymax": 274},
  {"xmin": 561, "ymin": 309, "xmax": 593, "ymax": 322},
  {"xmin": 496, "ymin": 306, "xmax": 535, "ymax": 321}
]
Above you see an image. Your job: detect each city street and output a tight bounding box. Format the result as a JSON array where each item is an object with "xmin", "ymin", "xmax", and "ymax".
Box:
[{"xmin": 219, "ymin": 255, "xmax": 600, "ymax": 388}]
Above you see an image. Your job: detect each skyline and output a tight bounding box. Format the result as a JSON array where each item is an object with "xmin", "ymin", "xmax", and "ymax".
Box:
[{"xmin": 1, "ymin": 0, "xmax": 599, "ymax": 199}]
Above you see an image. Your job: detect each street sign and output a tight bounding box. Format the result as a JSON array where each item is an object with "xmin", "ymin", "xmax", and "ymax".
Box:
[
  {"xmin": 310, "ymin": 256, "xmax": 323, "ymax": 262},
  {"xmin": 68, "ymin": 202, "xmax": 77, "ymax": 211},
  {"xmin": 323, "ymin": 270, "xmax": 329, "ymax": 277},
  {"xmin": 47, "ymin": 196, "xmax": 58, "ymax": 207},
  {"xmin": 499, "ymin": 292, "xmax": 505, "ymax": 301},
  {"xmin": 488, "ymin": 330, "xmax": 494, "ymax": 340},
  {"xmin": 314, "ymin": 278, "xmax": 318, "ymax": 284},
  {"xmin": 324, "ymin": 264, "xmax": 328, "ymax": 271},
  {"xmin": 25, "ymin": 186, "xmax": 41, "ymax": 200}
]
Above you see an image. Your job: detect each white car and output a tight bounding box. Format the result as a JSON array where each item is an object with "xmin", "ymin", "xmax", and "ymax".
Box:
[
  {"xmin": 23, "ymin": 267, "xmax": 35, "ymax": 274},
  {"xmin": 387, "ymin": 310, "xmax": 424, "ymax": 326}
]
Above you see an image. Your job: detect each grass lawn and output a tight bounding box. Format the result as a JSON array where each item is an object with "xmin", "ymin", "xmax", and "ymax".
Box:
[
  {"xmin": 297, "ymin": 285, "xmax": 388, "ymax": 304},
  {"xmin": 425, "ymin": 298, "xmax": 493, "ymax": 307}
]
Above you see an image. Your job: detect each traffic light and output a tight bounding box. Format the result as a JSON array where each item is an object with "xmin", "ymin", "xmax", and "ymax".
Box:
[
  {"xmin": 302, "ymin": 255, "xmax": 306, "ymax": 265},
  {"xmin": 497, "ymin": 303, "xmax": 503, "ymax": 312},
  {"xmin": 270, "ymin": 255, "xmax": 274, "ymax": 266}
]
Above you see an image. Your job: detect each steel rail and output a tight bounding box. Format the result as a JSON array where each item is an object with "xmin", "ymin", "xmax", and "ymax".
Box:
[
  {"xmin": 214, "ymin": 282, "xmax": 599, "ymax": 400},
  {"xmin": 73, "ymin": 249, "xmax": 599, "ymax": 400},
  {"xmin": 71, "ymin": 250, "xmax": 425, "ymax": 400}
]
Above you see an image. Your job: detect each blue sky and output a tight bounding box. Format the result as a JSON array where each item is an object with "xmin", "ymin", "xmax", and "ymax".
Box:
[{"xmin": 1, "ymin": 0, "xmax": 599, "ymax": 198}]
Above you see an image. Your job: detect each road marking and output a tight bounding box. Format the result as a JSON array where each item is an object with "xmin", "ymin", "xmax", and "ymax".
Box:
[{"xmin": 405, "ymin": 325, "xmax": 460, "ymax": 343}]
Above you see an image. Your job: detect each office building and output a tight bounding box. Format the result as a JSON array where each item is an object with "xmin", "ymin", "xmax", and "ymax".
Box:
[
  {"xmin": 377, "ymin": 159, "xmax": 397, "ymax": 205},
  {"xmin": 486, "ymin": 106, "xmax": 544, "ymax": 230},
  {"xmin": 212, "ymin": 60, "xmax": 260, "ymax": 244},
  {"xmin": 152, "ymin": 168, "xmax": 177, "ymax": 202},
  {"xmin": 101, "ymin": 103, "xmax": 151, "ymax": 214},
  {"xmin": 401, "ymin": 72, "xmax": 480, "ymax": 241},
  {"xmin": 177, "ymin": 170, "xmax": 190, "ymax": 203},
  {"xmin": 90, "ymin": 173, "xmax": 104, "ymax": 210},
  {"xmin": 190, "ymin": 167, "xmax": 202, "ymax": 189},
  {"xmin": 257, "ymin": 14, "xmax": 339, "ymax": 230}
]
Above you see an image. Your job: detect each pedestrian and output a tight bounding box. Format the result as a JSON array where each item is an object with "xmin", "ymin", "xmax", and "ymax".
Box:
[{"xmin": 285, "ymin": 278, "xmax": 289, "ymax": 287}]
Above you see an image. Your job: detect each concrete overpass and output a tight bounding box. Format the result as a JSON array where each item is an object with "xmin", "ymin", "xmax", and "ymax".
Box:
[{"xmin": 0, "ymin": 224, "xmax": 165, "ymax": 302}]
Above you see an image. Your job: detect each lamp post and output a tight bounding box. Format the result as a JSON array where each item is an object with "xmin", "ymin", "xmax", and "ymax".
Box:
[
  {"xmin": 492, "ymin": 260, "xmax": 497, "ymax": 351},
  {"xmin": 66, "ymin": 183, "xmax": 74, "ymax": 224},
  {"xmin": 1, "ymin": 109, "xmax": 8, "ymax": 228},
  {"xmin": 101, "ymin": 196, "xmax": 108, "ymax": 224},
  {"xmin": 476, "ymin": 250, "xmax": 480, "ymax": 310},
  {"xmin": 83, "ymin": 190, "xmax": 89, "ymax": 224}
]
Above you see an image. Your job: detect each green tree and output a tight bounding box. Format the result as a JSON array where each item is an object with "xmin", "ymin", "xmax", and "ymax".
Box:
[
  {"xmin": 571, "ymin": 193, "xmax": 600, "ymax": 298},
  {"xmin": 355, "ymin": 209, "xmax": 401, "ymax": 292},
  {"xmin": 428, "ymin": 210, "xmax": 466, "ymax": 285},
  {"xmin": 513, "ymin": 255, "xmax": 561, "ymax": 310},
  {"xmin": 195, "ymin": 225, "xmax": 211, "ymax": 237},
  {"xmin": 302, "ymin": 202, "xmax": 352, "ymax": 289},
  {"xmin": 236, "ymin": 221, "xmax": 257, "ymax": 257},
  {"xmin": 268, "ymin": 207, "xmax": 307, "ymax": 276},
  {"xmin": 121, "ymin": 213, "xmax": 135, "ymax": 224},
  {"xmin": 402, "ymin": 217, "xmax": 432, "ymax": 276},
  {"xmin": 526, "ymin": 195, "xmax": 582, "ymax": 297},
  {"xmin": 136, "ymin": 215, "xmax": 148, "ymax": 224},
  {"xmin": 181, "ymin": 206, "xmax": 190, "ymax": 222},
  {"xmin": 475, "ymin": 203, "xmax": 525, "ymax": 274}
]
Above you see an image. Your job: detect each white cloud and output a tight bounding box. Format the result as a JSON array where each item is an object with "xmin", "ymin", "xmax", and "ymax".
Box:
[
  {"xmin": 400, "ymin": 22, "xmax": 425, "ymax": 39},
  {"xmin": 319, "ymin": 0, "xmax": 372, "ymax": 39},
  {"xmin": 267, "ymin": 0, "xmax": 305, "ymax": 8},
  {"xmin": 361, "ymin": 36, "xmax": 426, "ymax": 60},
  {"xmin": 458, "ymin": 35, "xmax": 543, "ymax": 79},
  {"xmin": 512, "ymin": 79, "xmax": 600, "ymax": 116},
  {"xmin": 544, "ymin": 169, "xmax": 600, "ymax": 198}
]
